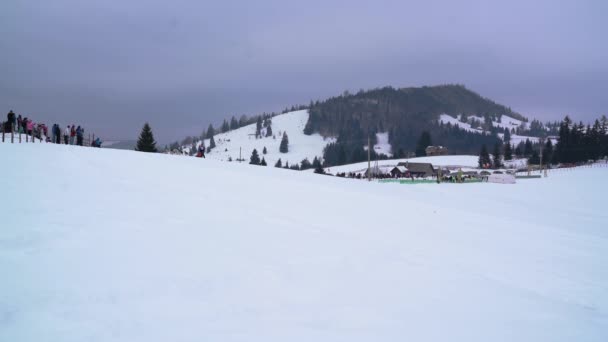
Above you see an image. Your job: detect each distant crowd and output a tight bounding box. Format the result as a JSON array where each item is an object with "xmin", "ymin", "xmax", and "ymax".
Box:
[{"xmin": 3, "ymin": 110, "xmax": 102, "ymax": 147}]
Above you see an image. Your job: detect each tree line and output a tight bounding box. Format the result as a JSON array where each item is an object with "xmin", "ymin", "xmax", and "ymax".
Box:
[{"xmin": 477, "ymin": 115, "xmax": 608, "ymax": 168}]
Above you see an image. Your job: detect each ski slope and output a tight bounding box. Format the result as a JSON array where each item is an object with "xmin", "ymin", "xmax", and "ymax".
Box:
[
  {"xmin": 1, "ymin": 143, "xmax": 607, "ymax": 341},
  {"xmin": 194, "ymin": 110, "xmax": 334, "ymax": 166}
]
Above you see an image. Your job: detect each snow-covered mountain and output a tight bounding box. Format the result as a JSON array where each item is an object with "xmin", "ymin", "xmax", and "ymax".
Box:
[
  {"xmin": 178, "ymin": 109, "xmax": 549, "ymax": 169},
  {"xmin": 2, "ymin": 142, "xmax": 607, "ymax": 341},
  {"xmin": 186, "ymin": 110, "xmax": 393, "ymax": 165}
]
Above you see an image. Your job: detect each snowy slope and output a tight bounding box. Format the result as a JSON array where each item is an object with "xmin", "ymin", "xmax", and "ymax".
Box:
[
  {"xmin": 439, "ymin": 113, "xmax": 543, "ymax": 144},
  {"xmin": 196, "ymin": 110, "xmax": 334, "ymax": 166},
  {"xmin": 2, "ymin": 143, "xmax": 607, "ymax": 342},
  {"xmin": 439, "ymin": 114, "xmax": 484, "ymax": 133},
  {"xmin": 494, "ymin": 114, "xmax": 528, "ymax": 130},
  {"xmin": 367, "ymin": 132, "xmax": 392, "ymax": 157}
]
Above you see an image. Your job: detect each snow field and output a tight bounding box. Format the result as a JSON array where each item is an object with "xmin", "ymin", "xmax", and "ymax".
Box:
[{"xmin": 1, "ymin": 143, "xmax": 607, "ymax": 341}]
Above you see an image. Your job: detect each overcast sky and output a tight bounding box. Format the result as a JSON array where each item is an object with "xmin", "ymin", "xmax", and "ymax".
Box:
[{"xmin": 2, "ymin": 0, "xmax": 607, "ymax": 143}]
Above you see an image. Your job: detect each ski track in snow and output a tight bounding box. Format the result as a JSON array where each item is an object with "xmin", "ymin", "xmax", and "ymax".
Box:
[{"xmin": 1, "ymin": 143, "xmax": 607, "ymax": 342}]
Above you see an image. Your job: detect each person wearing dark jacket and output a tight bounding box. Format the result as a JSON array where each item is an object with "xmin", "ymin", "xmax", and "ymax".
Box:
[
  {"xmin": 51, "ymin": 124, "xmax": 57, "ymax": 143},
  {"xmin": 196, "ymin": 145, "xmax": 206, "ymax": 158},
  {"xmin": 76, "ymin": 126, "xmax": 84, "ymax": 146},
  {"xmin": 56, "ymin": 124, "xmax": 60, "ymax": 143},
  {"xmin": 6, "ymin": 110, "xmax": 16, "ymax": 132}
]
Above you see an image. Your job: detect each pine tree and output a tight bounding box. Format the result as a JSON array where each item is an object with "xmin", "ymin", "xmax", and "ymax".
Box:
[
  {"xmin": 266, "ymin": 124, "xmax": 273, "ymax": 137},
  {"xmin": 249, "ymin": 149, "xmax": 261, "ymax": 165},
  {"xmin": 209, "ymin": 136, "xmax": 216, "ymax": 149},
  {"xmin": 524, "ymin": 139, "xmax": 533, "ymax": 157},
  {"xmin": 415, "ymin": 131, "xmax": 432, "ymax": 157},
  {"xmin": 206, "ymin": 124, "xmax": 215, "ymax": 139},
  {"xmin": 230, "ymin": 116, "xmax": 238, "ymax": 131},
  {"xmin": 260, "ymin": 157, "xmax": 267, "ymax": 166},
  {"xmin": 529, "ymin": 150, "xmax": 540, "ymax": 165},
  {"xmin": 503, "ymin": 129, "xmax": 511, "ymax": 144},
  {"xmin": 504, "ymin": 143, "xmax": 513, "ymax": 161},
  {"xmin": 300, "ymin": 158, "xmax": 312, "ymax": 170},
  {"xmin": 478, "ymin": 144, "xmax": 491, "ymax": 168},
  {"xmin": 492, "ymin": 142, "xmax": 502, "ymax": 168},
  {"xmin": 136, "ymin": 123, "xmax": 158, "ymax": 152},
  {"xmin": 314, "ymin": 162, "xmax": 325, "ymax": 174},
  {"xmin": 280, "ymin": 132, "xmax": 289, "ymax": 153},
  {"xmin": 600, "ymin": 115, "xmax": 608, "ymax": 158},
  {"xmin": 256, "ymin": 117, "xmax": 262, "ymax": 138},
  {"xmin": 514, "ymin": 145, "xmax": 522, "ymax": 158},
  {"xmin": 543, "ymin": 139, "xmax": 554, "ymax": 165},
  {"xmin": 312, "ymin": 156, "xmax": 321, "ymax": 169},
  {"xmin": 263, "ymin": 146, "xmax": 267, "ymax": 154},
  {"xmin": 275, "ymin": 158, "xmax": 282, "ymax": 168},
  {"xmin": 221, "ymin": 119, "xmax": 229, "ymax": 133},
  {"xmin": 312, "ymin": 156, "xmax": 325, "ymax": 174}
]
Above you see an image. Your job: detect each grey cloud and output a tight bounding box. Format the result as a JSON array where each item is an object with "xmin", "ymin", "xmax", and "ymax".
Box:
[{"xmin": 1, "ymin": 0, "xmax": 607, "ymax": 143}]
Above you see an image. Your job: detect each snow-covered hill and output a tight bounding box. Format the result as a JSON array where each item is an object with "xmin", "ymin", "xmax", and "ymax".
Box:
[
  {"xmin": 192, "ymin": 110, "xmax": 334, "ymax": 166},
  {"xmin": 183, "ymin": 110, "xmax": 394, "ymax": 165},
  {"xmin": 1, "ymin": 143, "xmax": 607, "ymax": 341}
]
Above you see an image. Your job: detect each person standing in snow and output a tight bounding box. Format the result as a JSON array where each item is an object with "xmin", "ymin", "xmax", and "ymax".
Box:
[
  {"xmin": 196, "ymin": 144, "xmax": 206, "ymax": 158},
  {"xmin": 42, "ymin": 124, "xmax": 48, "ymax": 140},
  {"xmin": 7, "ymin": 110, "xmax": 16, "ymax": 132},
  {"xmin": 76, "ymin": 126, "xmax": 84, "ymax": 146},
  {"xmin": 70, "ymin": 125, "xmax": 76, "ymax": 145},
  {"xmin": 26, "ymin": 119, "xmax": 33, "ymax": 138},
  {"xmin": 50, "ymin": 124, "xmax": 55, "ymax": 143},
  {"xmin": 17, "ymin": 115, "xmax": 22, "ymax": 133},
  {"xmin": 64, "ymin": 125, "xmax": 70, "ymax": 144},
  {"xmin": 56, "ymin": 124, "xmax": 62, "ymax": 144}
]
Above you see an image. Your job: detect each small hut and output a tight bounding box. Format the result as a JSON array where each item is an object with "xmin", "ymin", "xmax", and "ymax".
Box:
[
  {"xmin": 390, "ymin": 166, "xmax": 408, "ymax": 178},
  {"xmin": 397, "ymin": 162, "xmax": 435, "ymax": 178}
]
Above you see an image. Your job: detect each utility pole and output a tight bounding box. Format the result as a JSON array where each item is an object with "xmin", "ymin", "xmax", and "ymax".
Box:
[
  {"xmin": 367, "ymin": 135, "xmax": 371, "ymax": 182},
  {"xmin": 538, "ymin": 138, "xmax": 545, "ymax": 175}
]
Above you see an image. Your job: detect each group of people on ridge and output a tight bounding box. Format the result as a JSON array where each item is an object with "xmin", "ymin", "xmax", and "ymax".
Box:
[{"xmin": 3, "ymin": 110, "xmax": 99, "ymax": 147}]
